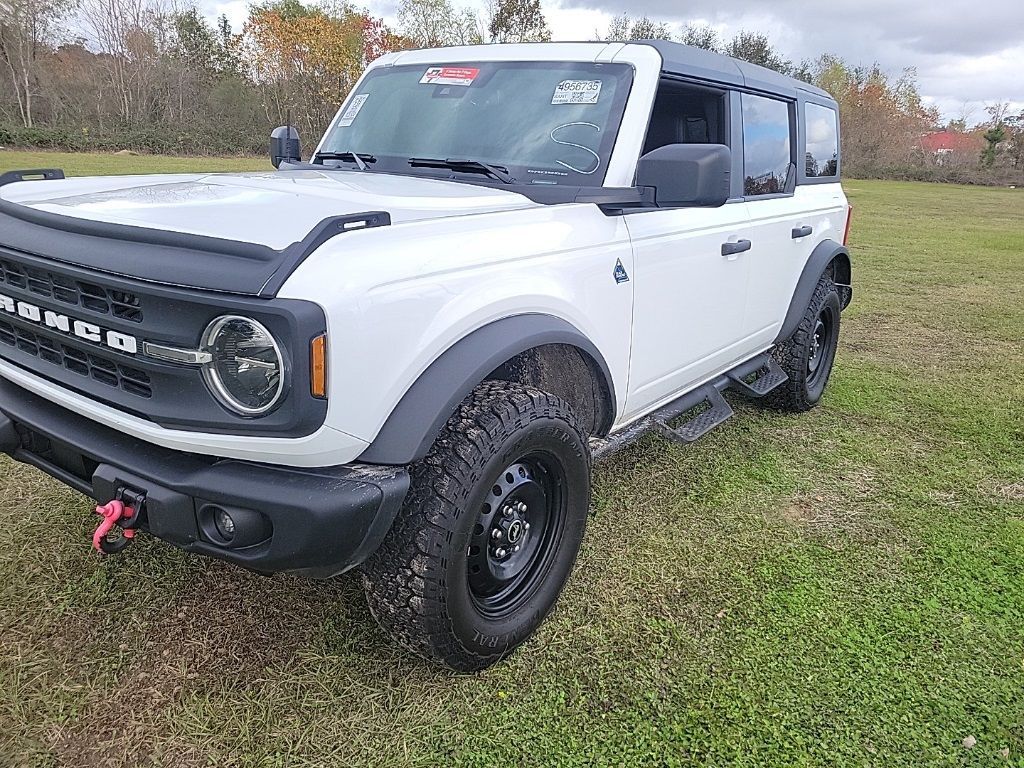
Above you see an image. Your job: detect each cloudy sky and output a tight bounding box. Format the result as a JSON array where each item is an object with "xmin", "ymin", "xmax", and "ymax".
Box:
[{"xmin": 204, "ymin": 0, "xmax": 1023, "ymax": 122}]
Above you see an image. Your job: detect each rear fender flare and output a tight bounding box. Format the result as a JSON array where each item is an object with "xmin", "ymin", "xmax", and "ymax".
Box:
[{"xmin": 775, "ymin": 239, "xmax": 852, "ymax": 344}]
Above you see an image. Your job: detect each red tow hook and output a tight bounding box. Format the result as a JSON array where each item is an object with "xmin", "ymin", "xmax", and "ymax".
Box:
[{"xmin": 93, "ymin": 491, "xmax": 144, "ymax": 554}]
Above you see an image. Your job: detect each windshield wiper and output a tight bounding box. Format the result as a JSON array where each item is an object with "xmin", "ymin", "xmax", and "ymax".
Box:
[
  {"xmin": 408, "ymin": 157, "xmax": 516, "ymax": 184},
  {"xmin": 314, "ymin": 151, "xmax": 376, "ymax": 171}
]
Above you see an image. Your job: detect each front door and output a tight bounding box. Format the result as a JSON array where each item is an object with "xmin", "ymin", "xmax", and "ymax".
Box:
[{"xmin": 622, "ymin": 201, "xmax": 753, "ymax": 421}]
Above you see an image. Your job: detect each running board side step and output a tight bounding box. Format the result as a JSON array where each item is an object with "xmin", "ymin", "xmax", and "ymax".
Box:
[
  {"xmin": 652, "ymin": 385, "xmax": 733, "ymax": 445},
  {"xmin": 726, "ymin": 355, "xmax": 788, "ymax": 398},
  {"xmin": 591, "ymin": 352, "xmax": 789, "ymax": 463}
]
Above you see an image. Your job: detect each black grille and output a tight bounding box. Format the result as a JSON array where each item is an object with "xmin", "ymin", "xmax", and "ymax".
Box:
[
  {"xmin": 0, "ymin": 319, "xmax": 152, "ymax": 398},
  {"xmin": 0, "ymin": 245, "xmax": 326, "ymax": 437},
  {"xmin": 0, "ymin": 258, "xmax": 143, "ymax": 323}
]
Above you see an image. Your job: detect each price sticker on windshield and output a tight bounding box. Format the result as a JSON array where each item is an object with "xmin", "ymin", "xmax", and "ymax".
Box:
[
  {"xmin": 420, "ymin": 67, "xmax": 480, "ymax": 86},
  {"xmin": 552, "ymin": 80, "xmax": 603, "ymax": 105},
  {"xmin": 338, "ymin": 94, "xmax": 369, "ymax": 127}
]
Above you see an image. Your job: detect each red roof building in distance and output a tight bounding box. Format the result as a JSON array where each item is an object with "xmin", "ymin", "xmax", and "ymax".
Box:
[{"xmin": 919, "ymin": 130, "xmax": 984, "ymax": 155}]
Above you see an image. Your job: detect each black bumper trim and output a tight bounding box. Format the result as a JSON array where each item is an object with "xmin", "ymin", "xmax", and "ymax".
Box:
[{"xmin": 0, "ymin": 377, "xmax": 409, "ymax": 578}]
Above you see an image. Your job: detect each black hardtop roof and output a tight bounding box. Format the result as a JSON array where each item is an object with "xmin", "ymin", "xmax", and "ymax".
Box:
[{"xmin": 637, "ymin": 39, "xmax": 834, "ymax": 103}]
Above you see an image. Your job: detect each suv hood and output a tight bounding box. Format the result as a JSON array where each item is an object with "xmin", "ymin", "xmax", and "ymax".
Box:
[
  {"xmin": 0, "ymin": 169, "xmax": 542, "ymax": 294},
  {"xmin": 0, "ymin": 169, "xmax": 538, "ymax": 250}
]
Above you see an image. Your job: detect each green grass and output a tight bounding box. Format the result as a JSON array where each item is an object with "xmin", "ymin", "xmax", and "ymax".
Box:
[
  {"xmin": 0, "ymin": 149, "xmax": 266, "ymax": 176},
  {"xmin": 0, "ymin": 157, "xmax": 1022, "ymax": 767}
]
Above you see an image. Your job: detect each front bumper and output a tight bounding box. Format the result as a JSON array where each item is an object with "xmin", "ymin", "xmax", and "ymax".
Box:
[
  {"xmin": 0, "ymin": 357, "xmax": 370, "ymax": 467},
  {"xmin": 0, "ymin": 377, "xmax": 409, "ymax": 578}
]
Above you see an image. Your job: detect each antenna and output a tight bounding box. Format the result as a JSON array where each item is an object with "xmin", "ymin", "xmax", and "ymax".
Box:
[{"xmin": 286, "ymin": 108, "xmax": 296, "ymax": 162}]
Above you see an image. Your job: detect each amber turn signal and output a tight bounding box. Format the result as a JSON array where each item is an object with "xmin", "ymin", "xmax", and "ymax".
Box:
[{"xmin": 310, "ymin": 334, "xmax": 327, "ymax": 399}]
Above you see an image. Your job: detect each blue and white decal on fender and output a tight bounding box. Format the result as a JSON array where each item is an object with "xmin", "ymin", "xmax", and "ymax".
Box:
[{"xmin": 613, "ymin": 259, "xmax": 630, "ymax": 284}]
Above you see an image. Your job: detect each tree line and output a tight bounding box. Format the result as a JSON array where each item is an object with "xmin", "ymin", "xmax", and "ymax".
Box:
[{"xmin": 1, "ymin": 1, "xmax": 1020, "ymax": 181}]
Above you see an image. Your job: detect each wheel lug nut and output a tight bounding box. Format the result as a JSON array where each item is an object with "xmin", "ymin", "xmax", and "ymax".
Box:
[
  {"xmin": 504, "ymin": 507, "xmax": 514, "ymax": 518},
  {"xmin": 514, "ymin": 545, "xmax": 520, "ymax": 552},
  {"xmin": 492, "ymin": 529, "xmax": 502, "ymax": 539},
  {"xmin": 517, "ymin": 502, "xmax": 527, "ymax": 512},
  {"xmin": 524, "ymin": 522, "xmax": 530, "ymax": 531},
  {"xmin": 495, "ymin": 548, "xmax": 506, "ymax": 558}
]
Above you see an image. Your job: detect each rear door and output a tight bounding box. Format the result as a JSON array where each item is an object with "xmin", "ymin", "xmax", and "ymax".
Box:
[{"xmin": 741, "ymin": 94, "xmax": 846, "ymax": 346}]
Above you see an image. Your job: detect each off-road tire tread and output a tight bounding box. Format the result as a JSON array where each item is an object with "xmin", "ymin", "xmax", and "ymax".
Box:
[
  {"xmin": 765, "ymin": 272, "xmax": 840, "ymax": 412},
  {"xmin": 362, "ymin": 380, "xmax": 589, "ymax": 671}
]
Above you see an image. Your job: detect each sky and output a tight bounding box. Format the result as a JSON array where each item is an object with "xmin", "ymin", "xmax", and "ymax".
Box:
[{"xmin": 203, "ymin": 0, "xmax": 1024, "ymax": 123}]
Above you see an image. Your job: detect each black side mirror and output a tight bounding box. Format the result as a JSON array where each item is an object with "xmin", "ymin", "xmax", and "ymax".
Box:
[
  {"xmin": 270, "ymin": 125, "xmax": 301, "ymax": 168},
  {"xmin": 636, "ymin": 144, "xmax": 731, "ymax": 208}
]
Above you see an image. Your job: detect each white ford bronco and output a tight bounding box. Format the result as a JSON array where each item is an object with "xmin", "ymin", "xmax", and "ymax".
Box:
[{"xmin": 0, "ymin": 41, "xmax": 852, "ymax": 670}]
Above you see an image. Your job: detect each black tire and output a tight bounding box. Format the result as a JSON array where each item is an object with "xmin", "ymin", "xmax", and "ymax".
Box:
[
  {"xmin": 362, "ymin": 381, "xmax": 591, "ymax": 671},
  {"xmin": 766, "ymin": 273, "xmax": 842, "ymax": 412}
]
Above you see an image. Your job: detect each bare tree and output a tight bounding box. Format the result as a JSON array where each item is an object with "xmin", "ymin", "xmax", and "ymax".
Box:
[
  {"xmin": 0, "ymin": 0, "xmax": 72, "ymax": 126},
  {"xmin": 726, "ymin": 31, "xmax": 791, "ymax": 74},
  {"xmin": 679, "ymin": 23, "xmax": 720, "ymax": 52},
  {"xmin": 398, "ymin": 0, "xmax": 480, "ymax": 48},
  {"xmin": 78, "ymin": 0, "xmax": 169, "ymax": 123},
  {"xmin": 601, "ymin": 13, "xmax": 672, "ymax": 41},
  {"xmin": 488, "ymin": 0, "xmax": 550, "ymax": 43}
]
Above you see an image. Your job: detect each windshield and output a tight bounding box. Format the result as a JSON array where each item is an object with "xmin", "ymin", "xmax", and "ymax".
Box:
[{"xmin": 318, "ymin": 61, "xmax": 634, "ymax": 186}]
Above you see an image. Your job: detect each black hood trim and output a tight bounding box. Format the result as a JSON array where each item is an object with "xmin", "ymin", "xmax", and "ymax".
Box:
[{"xmin": 0, "ymin": 180, "xmax": 389, "ymax": 297}]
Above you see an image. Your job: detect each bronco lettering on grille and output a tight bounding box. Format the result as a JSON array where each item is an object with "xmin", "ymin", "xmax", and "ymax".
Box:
[{"xmin": 0, "ymin": 292, "xmax": 137, "ymax": 354}]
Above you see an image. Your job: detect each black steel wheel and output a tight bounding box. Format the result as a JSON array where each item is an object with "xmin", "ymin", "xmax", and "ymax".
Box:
[
  {"xmin": 362, "ymin": 381, "xmax": 591, "ymax": 672},
  {"xmin": 806, "ymin": 310, "xmax": 835, "ymax": 386},
  {"xmin": 767, "ymin": 271, "xmax": 842, "ymax": 412},
  {"xmin": 467, "ymin": 455, "xmax": 568, "ymax": 618}
]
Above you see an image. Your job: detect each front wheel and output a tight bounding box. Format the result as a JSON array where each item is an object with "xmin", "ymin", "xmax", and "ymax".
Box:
[
  {"xmin": 766, "ymin": 273, "xmax": 842, "ymax": 412},
  {"xmin": 362, "ymin": 381, "xmax": 591, "ymax": 671}
]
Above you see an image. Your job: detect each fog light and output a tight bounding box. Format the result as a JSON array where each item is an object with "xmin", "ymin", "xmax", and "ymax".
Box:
[
  {"xmin": 199, "ymin": 503, "xmax": 272, "ymax": 549},
  {"xmin": 214, "ymin": 508, "xmax": 236, "ymax": 541}
]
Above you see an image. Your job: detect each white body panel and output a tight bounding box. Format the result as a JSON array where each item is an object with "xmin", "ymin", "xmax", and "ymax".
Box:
[
  {"xmin": 0, "ymin": 42, "xmax": 850, "ymax": 468},
  {"xmin": 622, "ymin": 202, "xmax": 752, "ymax": 420},
  {"xmin": 278, "ymin": 204, "xmax": 634, "ymax": 445},
  {"xmin": 742, "ymin": 184, "xmax": 849, "ymax": 348}
]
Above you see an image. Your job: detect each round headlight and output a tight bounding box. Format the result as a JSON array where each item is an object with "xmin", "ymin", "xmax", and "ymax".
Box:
[{"xmin": 201, "ymin": 316, "xmax": 286, "ymax": 416}]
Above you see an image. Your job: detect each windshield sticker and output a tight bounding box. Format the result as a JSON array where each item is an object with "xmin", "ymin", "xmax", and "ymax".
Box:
[
  {"xmin": 338, "ymin": 94, "xmax": 369, "ymax": 127},
  {"xmin": 552, "ymin": 80, "xmax": 603, "ymax": 105},
  {"xmin": 420, "ymin": 66, "xmax": 480, "ymax": 87}
]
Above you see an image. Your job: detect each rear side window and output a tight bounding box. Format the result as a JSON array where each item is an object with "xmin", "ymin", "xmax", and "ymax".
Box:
[
  {"xmin": 741, "ymin": 93, "xmax": 792, "ymax": 196},
  {"xmin": 805, "ymin": 103, "xmax": 839, "ymax": 177}
]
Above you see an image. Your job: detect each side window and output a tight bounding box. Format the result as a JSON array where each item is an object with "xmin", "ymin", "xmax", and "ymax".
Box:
[
  {"xmin": 805, "ymin": 103, "xmax": 839, "ymax": 177},
  {"xmin": 741, "ymin": 93, "xmax": 792, "ymax": 196},
  {"xmin": 641, "ymin": 80, "xmax": 726, "ymax": 156}
]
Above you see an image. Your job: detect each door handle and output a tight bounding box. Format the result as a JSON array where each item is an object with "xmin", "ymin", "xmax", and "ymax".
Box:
[
  {"xmin": 791, "ymin": 225, "xmax": 813, "ymax": 239},
  {"xmin": 721, "ymin": 240, "xmax": 751, "ymax": 257}
]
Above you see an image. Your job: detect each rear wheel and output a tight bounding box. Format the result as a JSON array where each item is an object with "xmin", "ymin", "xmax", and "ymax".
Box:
[
  {"xmin": 362, "ymin": 381, "xmax": 590, "ymax": 671},
  {"xmin": 767, "ymin": 273, "xmax": 842, "ymax": 412}
]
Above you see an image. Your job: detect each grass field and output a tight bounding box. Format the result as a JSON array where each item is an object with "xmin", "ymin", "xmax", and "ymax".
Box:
[
  {"xmin": 1, "ymin": 149, "xmax": 266, "ymax": 176},
  {"xmin": 0, "ymin": 151, "xmax": 1022, "ymax": 767}
]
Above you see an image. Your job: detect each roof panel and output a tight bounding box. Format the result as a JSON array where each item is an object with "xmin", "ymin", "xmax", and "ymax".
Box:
[
  {"xmin": 637, "ymin": 39, "xmax": 833, "ymax": 102},
  {"xmin": 638, "ymin": 39, "xmax": 743, "ymax": 86}
]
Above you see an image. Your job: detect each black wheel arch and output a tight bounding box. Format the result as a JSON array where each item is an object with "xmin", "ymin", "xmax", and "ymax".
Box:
[
  {"xmin": 358, "ymin": 314, "xmax": 616, "ymax": 465},
  {"xmin": 775, "ymin": 239, "xmax": 852, "ymax": 345}
]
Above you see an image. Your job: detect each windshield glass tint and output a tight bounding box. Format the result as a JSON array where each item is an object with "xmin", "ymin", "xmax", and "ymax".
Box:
[{"xmin": 319, "ymin": 62, "xmax": 634, "ymax": 185}]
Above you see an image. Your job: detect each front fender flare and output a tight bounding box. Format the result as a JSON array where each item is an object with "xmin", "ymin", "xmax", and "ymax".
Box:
[
  {"xmin": 358, "ymin": 314, "xmax": 615, "ymax": 466},
  {"xmin": 775, "ymin": 239, "xmax": 852, "ymax": 344}
]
